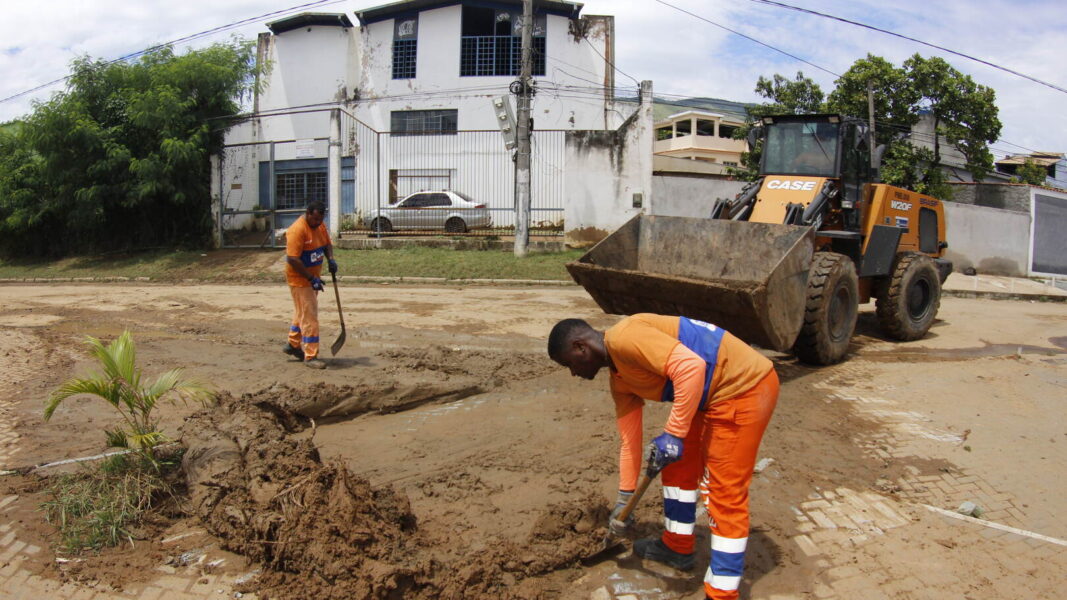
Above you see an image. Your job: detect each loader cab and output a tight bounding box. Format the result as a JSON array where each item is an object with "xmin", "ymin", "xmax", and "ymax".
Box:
[
  {"xmin": 753, "ymin": 114, "xmax": 873, "ymax": 225},
  {"xmin": 760, "ymin": 118, "xmax": 841, "ymax": 177}
]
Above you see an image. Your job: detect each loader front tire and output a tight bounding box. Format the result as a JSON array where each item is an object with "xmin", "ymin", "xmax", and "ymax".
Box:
[
  {"xmin": 793, "ymin": 252, "xmax": 858, "ymax": 365},
  {"xmin": 876, "ymin": 253, "xmax": 941, "ymax": 341}
]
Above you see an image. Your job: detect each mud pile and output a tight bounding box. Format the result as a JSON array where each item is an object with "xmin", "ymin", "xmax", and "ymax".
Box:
[
  {"xmin": 249, "ymin": 346, "xmax": 556, "ymax": 421},
  {"xmin": 180, "ymin": 388, "xmax": 608, "ymax": 599}
]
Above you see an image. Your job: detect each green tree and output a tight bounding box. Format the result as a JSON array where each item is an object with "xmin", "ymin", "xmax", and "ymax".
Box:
[
  {"xmin": 1015, "ymin": 159, "xmax": 1049, "ymax": 185},
  {"xmin": 44, "ymin": 330, "xmax": 213, "ymax": 469},
  {"xmin": 737, "ymin": 54, "xmax": 1001, "ymax": 198},
  {"xmin": 752, "ymin": 71, "xmax": 826, "ymax": 116},
  {"xmin": 0, "ymin": 40, "xmax": 259, "ymax": 258},
  {"xmin": 827, "ymin": 54, "xmax": 919, "ymax": 146},
  {"xmin": 903, "ymin": 54, "xmax": 1001, "ymax": 184}
]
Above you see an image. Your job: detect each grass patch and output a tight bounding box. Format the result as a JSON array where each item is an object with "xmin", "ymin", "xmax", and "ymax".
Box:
[
  {"xmin": 0, "ymin": 247, "xmax": 584, "ymax": 282},
  {"xmin": 0, "ymin": 250, "xmax": 205, "ymax": 280},
  {"xmin": 41, "ymin": 452, "xmax": 181, "ymax": 553},
  {"xmin": 337, "ymin": 246, "xmax": 584, "ymax": 280}
]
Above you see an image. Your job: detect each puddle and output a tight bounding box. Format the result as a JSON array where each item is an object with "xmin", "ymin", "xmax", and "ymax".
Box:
[{"xmin": 862, "ymin": 339, "xmax": 1067, "ymax": 362}]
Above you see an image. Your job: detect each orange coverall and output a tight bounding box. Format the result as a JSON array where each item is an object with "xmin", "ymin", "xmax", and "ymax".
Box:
[
  {"xmin": 285, "ymin": 215, "xmax": 332, "ymax": 360},
  {"xmin": 606, "ymin": 314, "xmax": 779, "ymax": 600}
]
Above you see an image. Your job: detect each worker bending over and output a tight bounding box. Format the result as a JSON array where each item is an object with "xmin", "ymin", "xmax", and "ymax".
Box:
[
  {"xmin": 283, "ymin": 200, "xmax": 336, "ymax": 369},
  {"xmin": 548, "ymin": 314, "xmax": 778, "ymax": 600}
]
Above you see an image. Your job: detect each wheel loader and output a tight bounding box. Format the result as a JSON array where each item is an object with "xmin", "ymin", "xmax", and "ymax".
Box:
[{"xmin": 567, "ymin": 113, "xmax": 952, "ymax": 365}]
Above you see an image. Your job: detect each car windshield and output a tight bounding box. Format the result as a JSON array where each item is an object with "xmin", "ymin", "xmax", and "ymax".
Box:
[
  {"xmin": 762, "ymin": 121, "xmax": 839, "ymax": 176},
  {"xmin": 452, "ymin": 191, "xmax": 477, "ymax": 203}
]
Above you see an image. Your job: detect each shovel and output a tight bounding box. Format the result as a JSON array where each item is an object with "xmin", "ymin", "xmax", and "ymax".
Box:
[
  {"xmin": 580, "ymin": 464, "xmax": 661, "ymax": 566},
  {"xmin": 329, "ymin": 271, "xmax": 346, "ymax": 356}
]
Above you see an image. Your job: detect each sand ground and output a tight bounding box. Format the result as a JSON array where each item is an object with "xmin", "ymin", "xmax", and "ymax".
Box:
[{"xmin": 0, "ymin": 282, "xmax": 1064, "ymax": 599}]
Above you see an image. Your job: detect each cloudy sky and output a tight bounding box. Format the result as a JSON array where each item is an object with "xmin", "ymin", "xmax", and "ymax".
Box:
[{"xmin": 2, "ymin": 0, "xmax": 1065, "ymax": 164}]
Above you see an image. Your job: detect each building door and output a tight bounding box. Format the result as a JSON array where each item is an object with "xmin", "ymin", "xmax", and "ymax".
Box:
[{"xmin": 1031, "ymin": 192, "xmax": 1067, "ymax": 275}]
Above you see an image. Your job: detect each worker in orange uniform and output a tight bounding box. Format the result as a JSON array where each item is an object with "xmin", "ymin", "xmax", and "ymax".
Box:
[
  {"xmin": 548, "ymin": 314, "xmax": 778, "ymax": 600},
  {"xmin": 283, "ymin": 200, "xmax": 336, "ymax": 370}
]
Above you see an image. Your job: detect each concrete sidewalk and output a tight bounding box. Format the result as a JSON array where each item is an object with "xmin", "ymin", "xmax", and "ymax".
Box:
[{"xmin": 942, "ymin": 272, "xmax": 1067, "ymax": 301}]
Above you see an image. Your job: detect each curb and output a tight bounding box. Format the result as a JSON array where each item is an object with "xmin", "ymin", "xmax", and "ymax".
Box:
[
  {"xmin": 942, "ymin": 289, "xmax": 1067, "ymax": 303},
  {"xmin": 4, "ymin": 277, "xmax": 1063, "ymax": 299},
  {"xmin": 0, "ymin": 275, "xmax": 577, "ymax": 287}
]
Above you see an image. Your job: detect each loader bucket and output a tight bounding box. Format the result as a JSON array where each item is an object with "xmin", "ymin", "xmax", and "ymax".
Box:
[{"xmin": 567, "ymin": 215, "xmax": 814, "ymax": 352}]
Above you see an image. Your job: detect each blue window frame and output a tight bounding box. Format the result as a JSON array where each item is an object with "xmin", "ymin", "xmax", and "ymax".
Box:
[
  {"xmin": 460, "ymin": 36, "xmax": 544, "ymax": 77},
  {"xmin": 392, "ymin": 15, "xmax": 418, "ymax": 79},
  {"xmin": 460, "ymin": 6, "xmax": 545, "ymax": 77},
  {"xmin": 393, "ymin": 39, "xmax": 417, "ymax": 79}
]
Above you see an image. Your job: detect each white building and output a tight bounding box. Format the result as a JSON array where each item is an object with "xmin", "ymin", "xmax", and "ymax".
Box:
[{"xmin": 215, "ymin": 0, "xmax": 631, "ymax": 243}]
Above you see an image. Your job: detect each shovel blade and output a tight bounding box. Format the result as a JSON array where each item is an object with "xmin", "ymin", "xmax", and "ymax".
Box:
[
  {"xmin": 579, "ymin": 539, "xmax": 627, "ymax": 566},
  {"xmin": 330, "ymin": 328, "xmax": 346, "ymax": 356}
]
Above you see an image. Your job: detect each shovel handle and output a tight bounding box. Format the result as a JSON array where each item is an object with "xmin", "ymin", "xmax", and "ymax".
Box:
[
  {"xmin": 615, "ymin": 471, "xmax": 655, "ymax": 524},
  {"xmin": 330, "ymin": 272, "xmax": 345, "ymax": 328}
]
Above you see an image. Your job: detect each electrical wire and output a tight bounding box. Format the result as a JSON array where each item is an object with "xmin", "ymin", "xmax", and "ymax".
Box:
[
  {"xmin": 652, "ymin": 0, "xmax": 840, "ymax": 78},
  {"xmin": 745, "ymin": 0, "xmax": 1067, "ymax": 96}
]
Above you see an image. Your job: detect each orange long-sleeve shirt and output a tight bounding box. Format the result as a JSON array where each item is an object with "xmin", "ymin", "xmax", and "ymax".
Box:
[{"xmin": 605, "ymin": 314, "xmax": 773, "ymax": 490}]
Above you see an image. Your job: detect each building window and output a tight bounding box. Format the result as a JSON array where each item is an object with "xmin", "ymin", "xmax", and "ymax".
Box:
[
  {"xmin": 719, "ymin": 124, "xmax": 739, "ymax": 139},
  {"xmin": 276, "ymin": 171, "xmax": 327, "ymax": 210},
  {"xmin": 460, "ymin": 6, "xmax": 545, "ymax": 76},
  {"xmin": 390, "ymin": 109, "xmax": 458, "ymax": 135},
  {"xmin": 676, "ymin": 120, "xmax": 691, "ymax": 136},
  {"xmin": 392, "ymin": 16, "xmax": 418, "ymax": 79},
  {"xmin": 393, "ymin": 40, "xmax": 417, "ymax": 79},
  {"xmin": 696, "ymin": 120, "xmax": 716, "ymax": 136},
  {"xmin": 656, "ymin": 126, "xmax": 673, "ymax": 141}
]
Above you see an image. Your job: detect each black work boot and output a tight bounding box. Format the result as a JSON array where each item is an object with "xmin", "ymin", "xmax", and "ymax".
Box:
[
  {"xmin": 633, "ymin": 537, "xmax": 695, "ymax": 571},
  {"xmin": 283, "ymin": 344, "xmax": 305, "ymax": 361}
]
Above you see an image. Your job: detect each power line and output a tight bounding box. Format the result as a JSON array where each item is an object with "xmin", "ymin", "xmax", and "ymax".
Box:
[
  {"xmin": 745, "ymin": 0, "xmax": 1067, "ymax": 96},
  {"xmin": 0, "ymin": 0, "xmax": 344, "ymax": 106},
  {"xmin": 652, "ymin": 0, "xmax": 840, "ymax": 78}
]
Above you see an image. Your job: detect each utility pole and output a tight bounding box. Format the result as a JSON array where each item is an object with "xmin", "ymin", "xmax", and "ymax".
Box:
[
  {"xmin": 867, "ymin": 80, "xmax": 877, "ymax": 169},
  {"xmin": 513, "ymin": 0, "xmax": 533, "ymax": 257}
]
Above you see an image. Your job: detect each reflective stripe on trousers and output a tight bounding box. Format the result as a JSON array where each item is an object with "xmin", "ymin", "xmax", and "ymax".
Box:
[
  {"xmin": 659, "ymin": 370, "xmax": 778, "ymax": 600},
  {"xmin": 288, "ymin": 285, "xmax": 320, "ymax": 360}
]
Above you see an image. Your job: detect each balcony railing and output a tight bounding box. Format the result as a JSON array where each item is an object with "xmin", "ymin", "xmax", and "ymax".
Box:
[{"xmin": 460, "ymin": 35, "xmax": 545, "ymax": 77}]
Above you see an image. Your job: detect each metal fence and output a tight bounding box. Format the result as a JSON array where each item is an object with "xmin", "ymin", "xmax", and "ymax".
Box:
[
  {"xmin": 344, "ymin": 109, "xmax": 565, "ymax": 238},
  {"xmin": 215, "ymin": 108, "xmax": 566, "ymax": 247}
]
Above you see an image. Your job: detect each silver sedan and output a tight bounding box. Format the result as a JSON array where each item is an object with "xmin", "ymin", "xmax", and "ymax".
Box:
[{"xmin": 364, "ymin": 191, "xmax": 492, "ymax": 233}]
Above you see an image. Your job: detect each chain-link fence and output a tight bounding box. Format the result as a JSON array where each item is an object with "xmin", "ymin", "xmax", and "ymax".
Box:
[{"xmin": 215, "ymin": 108, "xmax": 565, "ymax": 247}]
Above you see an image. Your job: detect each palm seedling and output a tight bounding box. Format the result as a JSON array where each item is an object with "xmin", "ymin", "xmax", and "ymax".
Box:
[{"xmin": 44, "ymin": 330, "xmax": 213, "ymax": 469}]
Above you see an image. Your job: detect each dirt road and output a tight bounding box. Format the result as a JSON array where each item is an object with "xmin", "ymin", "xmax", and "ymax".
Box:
[{"xmin": 0, "ymin": 282, "xmax": 1065, "ymax": 599}]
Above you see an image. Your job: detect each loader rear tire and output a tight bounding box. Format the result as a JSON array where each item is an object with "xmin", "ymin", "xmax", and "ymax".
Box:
[
  {"xmin": 793, "ymin": 252, "xmax": 858, "ymax": 365},
  {"xmin": 876, "ymin": 252, "xmax": 941, "ymax": 341}
]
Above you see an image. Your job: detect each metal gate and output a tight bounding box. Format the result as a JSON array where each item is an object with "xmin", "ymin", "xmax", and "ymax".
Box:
[{"xmin": 1031, "ymin": 191, "xmax": 1067, "ymax": 275}]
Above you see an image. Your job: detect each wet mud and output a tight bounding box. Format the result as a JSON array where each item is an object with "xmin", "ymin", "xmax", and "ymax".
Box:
[{"xmin": 180, "ymin": 387, "xmax": 607, "ymax": 600}]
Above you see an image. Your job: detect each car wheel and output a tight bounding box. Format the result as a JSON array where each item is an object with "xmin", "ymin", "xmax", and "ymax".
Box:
[
  {"xmin": 444, "ymin": 217, "xmax": 467, "ymax": 233},
  {"xmin": 370, "ymin": 217, "xmax": 392, "ymax": 233}
]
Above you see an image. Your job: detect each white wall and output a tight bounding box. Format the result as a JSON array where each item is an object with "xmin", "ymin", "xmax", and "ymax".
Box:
[
  {"xmin": 353, "ymin": 7, "xmax": 615, "ymax": 132},
  {"xmin": 257, "ymin": 25, "xmax": 356, "ymax": 147},
  {"xmin": 563, "ymin": 81, "xmax": 653, "ymax": 244},
  {"xmin": 943, "ymin": 202, "xmax": 1031, "ymax": 276},
  {"xmin": 650, "ymin": 174, "xmax": 745, "ymax": 218}
]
